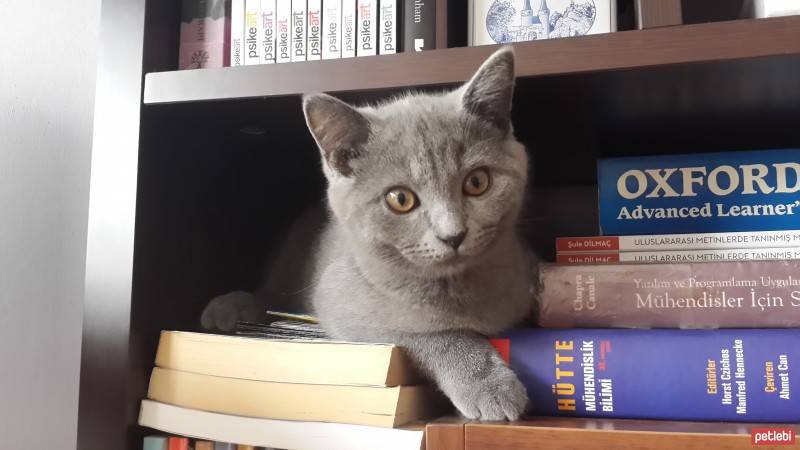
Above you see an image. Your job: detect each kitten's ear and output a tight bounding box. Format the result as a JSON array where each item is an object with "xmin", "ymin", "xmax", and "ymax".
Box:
[
  {"xmin": 303, "ymin": 93, "xmax": 371, "ymax": 177},
  {"xmin": 461, "ymin": 46, "xmax": 516, "ymax": 132}
]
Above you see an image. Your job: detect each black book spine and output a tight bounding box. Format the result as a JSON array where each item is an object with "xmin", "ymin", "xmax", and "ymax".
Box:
[{"xmin": 403, "ymin": 0, "xmax": 435, "ymax": 52}]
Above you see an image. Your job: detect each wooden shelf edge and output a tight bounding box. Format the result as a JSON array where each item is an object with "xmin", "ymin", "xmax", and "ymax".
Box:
[
  {"xmin": 143, "ymin": 16, "xmax": 800, "ymax": 105},
  {"xmin": 463, "ymin": 419, "xmax": 800, "ymax": 450}
]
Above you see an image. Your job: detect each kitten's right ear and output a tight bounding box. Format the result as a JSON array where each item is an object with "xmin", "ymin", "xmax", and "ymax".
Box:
[{"xmin": 303, "ymin": 94, "xmax": 371, "ymax": 177}]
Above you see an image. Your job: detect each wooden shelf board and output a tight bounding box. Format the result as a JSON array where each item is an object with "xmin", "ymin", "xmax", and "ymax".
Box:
[
  {"xmin": 462, "ymin": 418, "xmax": 800, "ymax": 450},
  {"xmin": 143, "ymin": 16, "xmax": 800, "ymax": 105}
]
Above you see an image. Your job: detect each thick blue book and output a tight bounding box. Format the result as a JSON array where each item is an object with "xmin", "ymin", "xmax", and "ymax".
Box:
[
  {"xmin": 598, "ymin": 149, "xmax": 800, "ymax": 235},
  {"xmin": 492, "ymin": 329, "xmax": 800, "ymax": 422}
]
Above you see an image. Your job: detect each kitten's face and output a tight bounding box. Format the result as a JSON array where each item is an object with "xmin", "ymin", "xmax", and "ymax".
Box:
[{"xmin": 304, "ymin": 48, "xmax": 527, "ymax": 276}]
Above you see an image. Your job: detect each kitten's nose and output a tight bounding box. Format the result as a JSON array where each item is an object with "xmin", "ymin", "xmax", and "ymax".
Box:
[{"xmin": 438, "ymin": 230, "xmax": 467, "ymax": 250}]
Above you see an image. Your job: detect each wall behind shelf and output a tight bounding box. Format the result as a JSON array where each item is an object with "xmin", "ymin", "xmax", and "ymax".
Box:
[{"xmin": 0, "ymin": 1, "xmax": 100, "ymax": 448}]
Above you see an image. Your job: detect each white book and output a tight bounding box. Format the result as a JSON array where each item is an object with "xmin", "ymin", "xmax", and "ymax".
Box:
[
  {"xmin": 341, "ymin": 0, "xmax": 357, "ymax": 57},
  {"xmin": 307, "ymin": 0, "xmax": 322, "ymax": 60},
  {"xmin": 356, "ymin": 0, "xmax": 377, "ymax": 56},
  {"xmin": 291, "ymin": 0, "xmax": 308, "ymax": 61},
  {"xmin": 276, "ymin": 0, "xmax": 292, "ymax": 63},
  {"xmin": 261, "ymin": 0, "xmax": 277, "ymax": 63},
  {"xmin": 468, "ymin": 0, "xmax": 617, "ymax": 46},
  {"xmin": 378, "ymin": 0, "xmax": 397, "ymax": 54},
  {"xmin": 230, "ymin": 0, "xmax": 246, "ymax": 66},
  {"xmin": 556, "ymin": 229, "xmax": 800, "ymax": 253},
  {"xmin": 557, "ymin": 247, "xmax": 800, "ymax": 264},
  {"xmin": 139, "ymin": 400, "xmax": 425, "ymax": 450},
  {"xmin": 244, "ymin": 0, "xmax": 262, "ymax": 65},
  {"xmin": 322, "ymin": 0, "xmax": 342, "ymax": 59}
]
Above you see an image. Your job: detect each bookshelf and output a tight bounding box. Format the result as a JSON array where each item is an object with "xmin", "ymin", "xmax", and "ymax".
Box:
[{"xmin": 79, "ymin": 0, "xmax": 800, "ymax": 449}]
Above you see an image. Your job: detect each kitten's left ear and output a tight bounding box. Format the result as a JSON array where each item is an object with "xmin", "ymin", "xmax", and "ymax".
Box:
[
  {"xmin": 303, "ymin": 93, "xmax": 371, "ymax": 177},
  {"xmin": 461, "ymin": 46, "xmax": 516, "ymax": 133}
]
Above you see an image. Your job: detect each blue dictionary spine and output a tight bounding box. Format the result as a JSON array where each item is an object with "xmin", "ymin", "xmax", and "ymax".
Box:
[
  {"xmin": 598, "ymin": 149, "xmax": 800, "ymax": 235},
  {"xmin": 494, "ymin": 329, "xmax": 800, "ymax": 422}
]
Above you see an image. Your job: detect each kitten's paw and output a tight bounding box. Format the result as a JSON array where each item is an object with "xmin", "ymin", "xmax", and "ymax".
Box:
[
  {"xmin": 200, "ymin": 291, "xmax": 258, "ymax": 332},
  {"xmin": 450, "ymin": 364, "xmax": 528, "ymax": 421}
]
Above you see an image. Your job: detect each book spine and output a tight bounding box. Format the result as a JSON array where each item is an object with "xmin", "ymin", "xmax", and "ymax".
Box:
[
  {"xmin": 598, "ymin": 148, "xmax": 800, "ymax": 235},
  {"xmin": 556, "ymin": 247, "xmax": 800, "ymax": 265},
  {"xmin": 403, "ymin": 0, "xmax": 435, "ymax": 51},
  {"xmin": 143, "ymin": 436, "xmax": 167, "ymax": 450},
  {"xmin": 168, "ymin": 437, "xmax": 189, "ymax": 450},
  {"xmin": 230, "ymin": 0, "xmax": 245, "ymax": 66},
  {"xmin": 341, "ymin": 0, "xmax": 357, "ymax": 57},
  {"xmin": 356, "ymin": 0, "xmax": 377, "ymax": 56},
  {"xmin": 491, "ymin": 329, "xmax": 800, "ymax": 422},
  {"xmin": 557, "ymin": 229, "xmax": 800, "ymax": 252},
  {"xmin": 307, "ymin": 0, "xmax": 322, "ymax": 60},
  {"xmin": 276, "ymin": 0, "xmax": 292, "ymax": 62},
  {"xmin": 378, "ymin": 0, "xmax": 396, "ymax": 54},
  {"xmin": 261, "ymin": 0, "xmax": 276, "ymax": 63},
  {"xmin": 244, "ymin": 0, "xmax": 262, "ymax": 64},
  {"xmin": 179, "ymin": 0, "xmax": 229, "ymax": 69},
  {"xmin": 291, "ymin": 0, "xmax": 307, "ymax": 61},
  {"xmin": 538, "ymin": 260, "xmax": 800, "ymax": 328},
  {"xmin": 194, "ymin": 441, "xmax": 214, "ymax": 450},
  {"xmin": 322, "ymin": 0, "xmax": 341, "ymax": 59}
]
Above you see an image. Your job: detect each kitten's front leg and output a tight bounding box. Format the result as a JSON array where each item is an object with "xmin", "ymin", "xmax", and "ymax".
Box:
[{"xmin": 385, "ymin": 329, "xmax": 528, "ymax": 421}]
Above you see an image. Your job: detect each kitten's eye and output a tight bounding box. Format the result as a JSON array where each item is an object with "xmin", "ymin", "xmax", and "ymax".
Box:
[
  {"xmin": 385, "ymin": 187, "xmax": 418, "ymax": 213},
  {"xmin": 463, "ymin": 169, "xmax": 491, "ymax": 196}
]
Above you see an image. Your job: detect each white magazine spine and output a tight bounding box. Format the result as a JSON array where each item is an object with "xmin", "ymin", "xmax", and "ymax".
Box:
[
  {"xmin": 322, "ymin": 0, "xmax": 341, "ymax": 59},
  {"xmin": 276, "ymin": 0, "xmax": 292, "ymax": 63},
  {"xmin": 616, "ymin": 230, "xmax": 800, "ymax": 252},
  {"xmin": 378, "ymin": 0, "xmax": 396, "ymax": 54},
  {"xmin": 291, "ymin": 0, "xmax": 307, "ymax": 61},
  {"xmin": 244, "ymin": 0, "xmax": 262, "ymax": 65},
  {"xmin": 230, "ymin": 0, "xmax": 245, "ymax": 66},
  {"xmin": 341, "ymin": 0, "xmax": 356, "ymax": 58},
  {"xmin": 307, "ymin": 0, "xmax": 322, "ymax": 60},
  {"xmin": 356, "ymin": 0, "xmax": 376, "ymax": 56},
  {"xmin": 261, "ymin": 0, "xmax": 276, "ymax": 63}
]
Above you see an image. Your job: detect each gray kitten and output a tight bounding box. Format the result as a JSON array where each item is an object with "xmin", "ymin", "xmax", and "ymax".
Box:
[{"xmin": 203, "ymin": 48, "xmax": 535, "ymax": 420}]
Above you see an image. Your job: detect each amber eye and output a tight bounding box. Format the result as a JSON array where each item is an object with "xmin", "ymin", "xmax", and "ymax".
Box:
[
  {"xmin": 463, "ymin": 169, "xmax": 491, "ymax": 196},
  {"xmin": 385, "ymin": 187, "xmax": 418, "ymax": 213}
]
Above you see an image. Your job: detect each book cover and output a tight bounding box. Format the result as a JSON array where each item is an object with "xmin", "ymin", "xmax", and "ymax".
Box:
[
  {"xmin": 557, "ymin": 230, "xmax": 800, "ymax": 253},
  {"xmin": 230, "ymin": 0, "xmax": 245, "ymax": 66},
  {"xmin": 469, "ymin": 0, "xmax": 616, "ymax": 46},
  {"xmin": 244, "ymin": 0, "xmax": 261, "ymax": 65},
  {"xmin": 538, "ymin": 260, "xmax": 800, "ymax": 328},
  {"xmin": 147, "ymin": 367, "xmax": 441, "ymax": 427},
  {"xmin": 379, "ymin": 0, "xmax": 397, "ymax": 54},
  {"xmin": 342, "ymin": 0, "xmax": 357, "ymax": 57},
  {"xmin": 323, "ymin": 0, "xmax": 342, "ymax": 58},
  {"xmin": 403, "ymin": 0, "xmax": 435, "ymax": 51},
  {"xmin": 491, "ymin": 329, "xmax": 800, "ymax": 422},
  {"xmin": 260, "ymin": 0, "xmax": 276, "ymax": 63},
  {"xmin": 598, "ymin": 148, "xmax": 800, "ymax": 235},
  {"xmin": 179, "ymin": 0, "xmax": 229, "ymax": 69},
  {"xmin": 357, "ymin": 0, "xmax": 377, "ymax": 56},
  {"xmin": 556, "ymin": 247, "xmax": 800, "ymax": 265},
  {"xmin": 308, "ymin": 0, "xmax": 323, "ymax": 60},
  {"xmin": 138, "ymin": 400, "xmax": 427, "ymax": 450},
  {"xmin": 276, "ymin": 0, "xmax": 292, "ymax": 62},
  {"xmin": 291, "ymin": 0, "xmax": 307, "ymax": 61}
]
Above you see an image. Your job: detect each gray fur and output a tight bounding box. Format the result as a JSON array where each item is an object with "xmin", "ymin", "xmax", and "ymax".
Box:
[{"xmin": 203, "ymin": 47, "xmax": 535, "ymax": 420}]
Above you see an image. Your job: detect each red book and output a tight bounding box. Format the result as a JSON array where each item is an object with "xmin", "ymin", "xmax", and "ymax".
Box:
[
  {"xmin": 168, "ymin": 437, "xmax": 189, "ymax": 450},
  {"xmin": 537, "ymin": 260, "xmax": 800, "ymax": 328}
]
